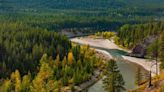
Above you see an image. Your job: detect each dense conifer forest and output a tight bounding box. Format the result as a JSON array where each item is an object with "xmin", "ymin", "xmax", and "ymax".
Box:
[
  {"xmin": 117, "ymin": 21, "xmax": 164, "ymax": 48},
  {"xmin": 0, "ymin": 0, "xmax": 164, "ymax": 31},
  {"xmin": 0, "ymin": 0, "xmax": 164, "ymax": 92},
  {"xmin": 0, "ymin": 26, "xmax": 105, "ymax": 91},
  {"xmin": 116, "ymin": 21, "xmax": 164, "ymax": 69}
]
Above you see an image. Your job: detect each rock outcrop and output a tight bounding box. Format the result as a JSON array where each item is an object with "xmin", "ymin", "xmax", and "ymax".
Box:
[{"xmin": 131, "ymin": 36, "xmax": 158, "ymax": 58}]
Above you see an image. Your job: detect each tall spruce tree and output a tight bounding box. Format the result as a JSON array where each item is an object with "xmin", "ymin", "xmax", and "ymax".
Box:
[{"xmin": 103, "ymin": 59, "xmax": 125, "ymax": 92}]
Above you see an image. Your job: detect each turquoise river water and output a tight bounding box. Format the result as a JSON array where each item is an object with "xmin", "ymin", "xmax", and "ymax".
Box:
[{"xmin": 87, "ymin": 47, "xmax": 148, "ymax": 92}]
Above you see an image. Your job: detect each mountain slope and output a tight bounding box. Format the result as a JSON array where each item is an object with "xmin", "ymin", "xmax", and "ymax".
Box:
[{"xmin": 0, "ymin": 0, "xmax": 164, "ymax": 12}]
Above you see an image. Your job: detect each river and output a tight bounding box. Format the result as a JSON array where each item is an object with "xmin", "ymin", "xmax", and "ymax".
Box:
[
  {"xmin": 70, "ymin": 37, "xmax": 148, "ymax": 92},
  {"xmin": 87, "ymin": 48, "xmax": 148, "ymax": 92}
]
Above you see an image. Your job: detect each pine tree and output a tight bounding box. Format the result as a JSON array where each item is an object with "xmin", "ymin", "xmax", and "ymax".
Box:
[
  {"xmin": 72, "ymin": 45, "xmax": 80, "ymax": 61},
  {"xmin": 103, "ymin": 59, "xmax": 125, "ymax": 92},
  {"xmin": 55, "ymin": 54, "xmax": 60, "ymax": 67},
  {"xmin": 62, "ymin": 56, "xmax": 67, "ymax": 67}
]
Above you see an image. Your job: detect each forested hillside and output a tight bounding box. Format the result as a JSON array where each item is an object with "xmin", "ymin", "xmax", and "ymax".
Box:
[
  {"xmin": 0, "ymin": 0, "xmax": 163, "ymax": 31},
  {"xmin": 0, "ymin": 23, "xmax": 105, "ymax": 91},
  {"xmin": 117, "ymin": 21, "xmax": 164, "ymax": 48},
  {"xmin": 0, "ymin": 24, "xmax": 71, "ymax": 78},
  {"xmin": 0, "ymin": 0, "xmax": 164, "ymax": 91},
  {"xmin": 116, "ymin": 21, "xmax": 164, "ymax": 69},
  {"xmin": 1, "ymin": 0, "xmax": 164, "ymax": 11}
]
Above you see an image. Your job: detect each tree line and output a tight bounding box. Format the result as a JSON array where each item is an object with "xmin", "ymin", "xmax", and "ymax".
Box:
[
  {"xmin": 0, "ymin": 22, "xmax": 72, "ymax": 78},
  {"xmin": 0, "ymin": 21, "xmax": 106, "ymax": 91},
  {"xmin": 117, "ymin": 21, "xmax": 164, "ymax": 48},
  {"xmin": 116, "ymin": 21, "xmax": 164, "ymax": 69},
  {"xmin": 0, "ymin": 44, "xmax": 105, "ymax": 92}
]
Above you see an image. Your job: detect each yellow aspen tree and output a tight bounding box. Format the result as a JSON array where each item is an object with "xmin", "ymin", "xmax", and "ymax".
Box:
[
  {"xmin": 68, "ymin": 51, "xmax": 74, "ymax": 65},
  {"xmin": 21, "ymin": 73, "xmax": 31, "ymax": 92},
  {"xmin": 15, "ymin": 70, "xmax": 21, "ymax": 92},
  {"xmin": 0, "ymin": 79, "xmax": 12, "ymax": 92},
  {"xmin": 31, "ymin": 54, "xmax": 54, "ymax": 92}
]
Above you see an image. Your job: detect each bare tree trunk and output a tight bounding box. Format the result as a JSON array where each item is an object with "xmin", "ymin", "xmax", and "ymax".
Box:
[
  {"xmin": 156, "ymin": 57, "xmax": 158, "ymax": 76},
  {"xmin": 149, "ymin": 71, "xmax": 152, "ymax": 87}
]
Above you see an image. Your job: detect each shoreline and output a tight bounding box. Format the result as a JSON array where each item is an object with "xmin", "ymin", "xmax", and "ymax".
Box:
[
  {"xmin": 95, "ymin": 49, "xmax": 113, "ymax": 60},
  {"xmin": 70, "ymin": 37, "xmax": 131, "ymax": 53},
  {"xmin": 70, "ymin": 37, "xmax": 160, "ymax": 76},
  {"xmin": 122, "ymin": 56, "xmax": 160, "ymax": 76},
  {"xmin": 62, "ymin": 48, "xmax": 108, "ymax": 92},
  {"xmin": 73, "ymin": 49, "xmax": 111, "ymax": 91}
]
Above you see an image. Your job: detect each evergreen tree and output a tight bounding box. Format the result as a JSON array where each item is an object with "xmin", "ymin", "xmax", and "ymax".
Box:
[
  {"xmin": 55, "ymin": 55, "xmax": 61, "ymax": 68},
  {"xmin": 103, "ymin": 59, "xmax": 125, "ymax": 92},
  {"xmin": 72, "ymin": 45, "xmax": 80, "ymax": 61},
  {"xmin": 62, "ymin": 56, "xmax": 67, "ymax": 67}
]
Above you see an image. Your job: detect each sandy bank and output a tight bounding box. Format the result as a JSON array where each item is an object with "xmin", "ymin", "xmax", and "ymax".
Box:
[
  {"xmin": 95, "ymin": 49, "xmax": 113, "ymax": 59},
  {"xmin": 71, "ymin": 37, "xmax": 130, "ymax": 53},
  {"xmin": 71, "ymin": 37, "xmax": 160, "ymax": 77},
  {"xmin": 122, "ymin": 56, "xmax": 160, "ymax": 76},
  {"xmin": 71, "ymin": 37, "xmax": 114, "ymax": 60}
]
